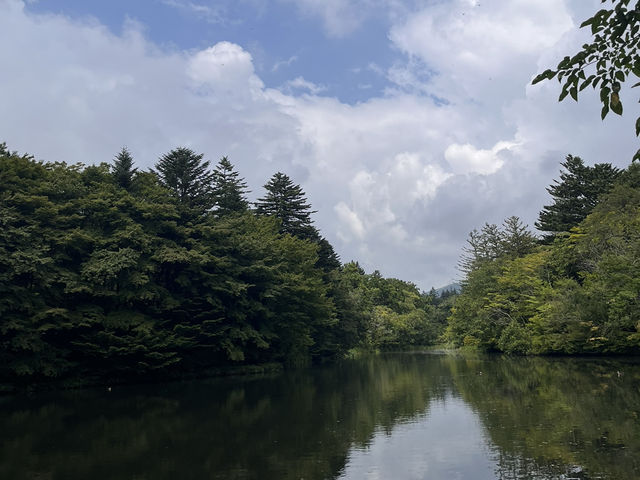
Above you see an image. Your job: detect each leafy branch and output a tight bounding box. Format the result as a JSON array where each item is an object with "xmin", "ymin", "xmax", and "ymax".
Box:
[{"xmin": 532, "ymin": 0, "xmax": 640, "ymax": 160}]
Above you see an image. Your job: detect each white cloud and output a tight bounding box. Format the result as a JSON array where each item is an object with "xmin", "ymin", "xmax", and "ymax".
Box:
[
  {"xmin": 271, "ymin": 55, "xmax": 298, "ymax": 72},
  {"xmin": 187, "ymin": 42, "xmax": 265, "ymax": 100},
  {"xmin": 283, "ymin": 76, "xmax": 327, "ymax": 95},
  {"xmin": 445, "ymin": 141, "xmax": 518, "ymax": 176},
  {"xmin": 281, "ymin": 0, "xmax": 380, "ymax": 37},
  {"xmin": 334, "ymin": 202, "xmax": 366, "ymax": 241},
  {"xmin": 2, "ymin": 0, "xmax": 639, "ymax": 290},
  {"xmin": 389, "ymin": 0, "xmax": 575, "ymax": 102},
  {"xmin": 161, "ymin": 0, "xmax": 227, "ymax": 24}
]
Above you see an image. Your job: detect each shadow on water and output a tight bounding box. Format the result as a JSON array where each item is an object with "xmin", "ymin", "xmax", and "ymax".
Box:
[{"xmin": 1, "ymin": 353, "xmax": 639, "ymax": 479}]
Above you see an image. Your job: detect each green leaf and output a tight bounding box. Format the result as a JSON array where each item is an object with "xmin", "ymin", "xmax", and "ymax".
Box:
[
  {"xmin": 557, "ymin": 56, "xmax": 571, "ymax": 69},
  {"xmin": 532, "ymin": 69, "xmax": 556, "ymax": 85},
  {"xmin": 635, "ymin": 117, "xmax": 640, "ymax": 136},
  {"xmin": 633, "ymin": 148, "xmax": 640, "ymax": 162},
  {"xmin": 601, "ymin": 103, "xmax": 610, "ymax": 119},
  {"xmin": 616, "ymin": 71, "xmax": 626, "ymax": 82},
  {"xmin": 579, "ymin": 75, "xmax": 595, "ymax": 91},
  {"xmin": 559, "ymin": 87, "xmax": 570, "ymax": 102},
  {"xmin": 580, "ymin": 18, "xmax": 594, "ymax": 28},
  {"xmin": 532, "ymin": 72, "xmax": 548, "ymax": 85},
  {"xmin": 570, "ymin": 86, "xmax": 578, "ymax": 101}
]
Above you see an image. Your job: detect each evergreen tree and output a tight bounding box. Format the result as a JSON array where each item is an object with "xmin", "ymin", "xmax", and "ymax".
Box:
[
  {"xmin": 255, "ymin": 172, "xmax": 317, "ymax": 239},
  {"xmin": 0, "ymin": 142, "xmax": 31, "ymax": 160},
  {"xmin": 501, "ymin": 216, "xmax": 537, "ymax": 258},
  {"xmin": 535, "ymin": 155, "xmax": 619, "ymax": 240},
  {"xmin": 111, "ymin": 147, "xmax": 138, "ymax": 191},
  {"xmin": 155, "ymin": 147, "xmax": 215, "ymax": 213},
  {"xmin": 211, "ymin": 156, "xmax": 250, "ymax": 217},
  {"xmin": 315, "ymin": 236, "xmax": 341, "ymax": 272},
  {"xmin": 0, "ymin": 142, "xmax": 15, "ymax": 157}
]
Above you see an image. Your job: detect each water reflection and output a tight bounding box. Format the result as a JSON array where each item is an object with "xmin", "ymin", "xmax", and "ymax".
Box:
[
  {"xmin": 339, "ymin": 395, "xmax": 496, "ymax": 480},
  {"xmin": 1, "ymin": 353, "xmax": 639, "ymax": 479}
]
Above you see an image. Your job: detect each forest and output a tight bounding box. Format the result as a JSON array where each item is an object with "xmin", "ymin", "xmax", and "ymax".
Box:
[
  {"xmin": 2, "ymin": 136, "xmax": 639, "ymax": 388},
  {"xmin": 0, "ymin": 142, "xmax": 452, "ymax": 387},
  {"xmin": 447, "ymin": 155, "xmax": 640, "ymax": 354}
]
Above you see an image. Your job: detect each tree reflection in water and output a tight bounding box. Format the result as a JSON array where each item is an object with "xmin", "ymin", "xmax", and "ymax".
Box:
[{"xmin": 1, "ymin": 353, "xmax": 638, "ymax": 480}]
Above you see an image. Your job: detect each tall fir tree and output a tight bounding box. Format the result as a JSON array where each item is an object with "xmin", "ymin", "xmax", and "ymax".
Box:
[
  {"xmin": 111, "ymin": 147, "xmax": 138, "ymax": 191},
  {"xmin": 211, "ymin": 156, "xmax": 250, "ymax": 217},
  {"xmin": 256, "ymin": 172, "xmax": 341, "ymax": 273},
  {"xmin": 155, "ymin": 147, "xmax": 215, "ymax": 213},
  {"xmin": 255, "ymin": 172, "xmax": 318, "ymax": 239},
  {"xmin": 536, "ymin": 155, "xmax": 619, "ymax": 241}
]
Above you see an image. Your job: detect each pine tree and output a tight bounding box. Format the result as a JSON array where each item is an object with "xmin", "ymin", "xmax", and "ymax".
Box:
[
  {"xmin": 255, "ymin": 172, "xmax": 318, "ymax": 239},
  {"xmin": 155, "ymin": 147, "xmax": 215, "ymax": 213},
  {"xmin": 111, "ymin": 147, "xmax": 138, "ymax": 191},
  {"xmin": 535, "ymin": 155, "xmax": 619, "ymax": 240},
  {"xmin": 211, "ymin": 156, "xmax": 250, "ymax": 217}
]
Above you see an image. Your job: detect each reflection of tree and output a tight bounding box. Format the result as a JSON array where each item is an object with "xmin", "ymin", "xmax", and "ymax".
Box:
[
  {"xmin": 451, "ymin": 355, "xmax": 640, "ymax": 480},
  {"xmin": 0, "ymin": 354, "xmax": 452, "ymax": 480},
  {"xmin": 1, "ymin": 354, "xmax": 639, "ymax": 480}
]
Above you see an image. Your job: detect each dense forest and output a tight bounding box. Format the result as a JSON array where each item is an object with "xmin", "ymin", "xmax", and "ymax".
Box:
[
  {"xmin": 3, "ymin": 136, "xmax": 639, "ymax": 389},
  {"xmin": 447, "ymin": 156, "xmax": 640, "ymax": 354},
  {"xmin": 0, "ymin": 142, "xmax": 451, "ymax": 387}
]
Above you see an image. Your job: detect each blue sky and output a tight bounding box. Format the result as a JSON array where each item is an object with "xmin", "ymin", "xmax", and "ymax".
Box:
[
  {"xmin": 3, "ymin": 0, "xmax": 639, "ymax": 289},
  {"xmin": 26, "ymin": 0, "xmax": 397, "ymax": 103}
]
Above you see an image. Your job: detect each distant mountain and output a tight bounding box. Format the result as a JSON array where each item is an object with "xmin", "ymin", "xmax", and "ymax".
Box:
[{"xmin": 434, "ymin": 283, "xmax": 461, "ymax": 295}]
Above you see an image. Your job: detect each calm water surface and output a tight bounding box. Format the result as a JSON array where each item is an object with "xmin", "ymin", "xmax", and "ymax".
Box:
[{"xmin": 2, "ymin": 353, "xmax": 639, "ymax": 479}]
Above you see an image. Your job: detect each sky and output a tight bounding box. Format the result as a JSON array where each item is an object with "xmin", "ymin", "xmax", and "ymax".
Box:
[{"xmin": 1, "ymin": 0, "xmax": 639, "ymax": 290}]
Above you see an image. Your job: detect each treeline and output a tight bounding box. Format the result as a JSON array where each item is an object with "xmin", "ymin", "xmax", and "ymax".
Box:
[
  {"xmin": 447, "ymin": 155, "xmax": 640, "ymax": 354},
  {"xmin": 0, "ymin": 142, "xmax": 448, "ymax": 385}
]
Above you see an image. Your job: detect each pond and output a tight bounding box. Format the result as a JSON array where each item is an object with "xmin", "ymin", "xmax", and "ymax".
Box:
[{"xmin": 2, "ymin": 352, "xmax": 639, "ymax": 479}]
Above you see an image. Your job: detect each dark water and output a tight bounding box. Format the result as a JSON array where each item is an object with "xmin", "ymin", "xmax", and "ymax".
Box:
[{"xmin": 2, "ymin": 353, "xmax": 640, "ymax": 480}]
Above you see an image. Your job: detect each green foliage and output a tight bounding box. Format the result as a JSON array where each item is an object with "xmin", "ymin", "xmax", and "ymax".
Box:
[
  {"xmin": 111, "ymin": 147, "xmax": 138, "ymax": 191},
  {"xmin": 0, "ymin": 148, "xmax": 375, "ymax": 385},
  {"xmin": 459, "ymin": 217, "xmax": 536, "ymax": 276},
  {"xmin": 211, "ymin": 156, "xmax": 250, "ymax": 217},
  {"xmin": 331, "ymin": 263, "xmax": 449, "ymax": 352},
  {"xmin": 155, "ymin": 147, "xmax": 215, "ymax": 214},
  {"xmin": 535, "ymin": 155, "xmax": 620, "ymax": 240},
  {"xmin": 3, "ymin": 143, "xmax": 448, "ymax": 386},
  {"xmin": 256, "ymin": 172, "xmax": 317, "ymax": 239},
  {"xmin": 448, "ymin": 160, "xmax": 640, "ymax": 355},
  {"xmin": 255, "ymin": 172, "xmax": 341, "ymax": 275},
  {"xmin": 532, "ymin": 0, "xmax": 640, "ymax": 160}
]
